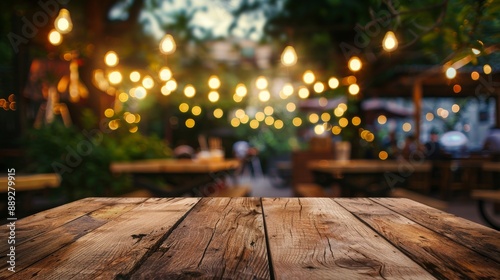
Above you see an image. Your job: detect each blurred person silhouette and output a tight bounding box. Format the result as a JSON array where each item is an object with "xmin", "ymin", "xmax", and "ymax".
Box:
[
  {"xmin": 233, "ymin": 141, "xmax": 262, "ymax": 177},
  {"xmin": 401, "ymin": 134, "xmax": 423, "ymax": 160},
  {"xmin": 425, "ymin": 128, "xmax": 442, "ymax": 160},
  {"xmin": 483, "ymin": 126, "xmax": 500, "ymax": 161}
]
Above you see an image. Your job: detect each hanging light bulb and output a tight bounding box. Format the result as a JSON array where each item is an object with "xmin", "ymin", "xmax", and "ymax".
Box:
[
  {"xmin": 281, "ymin": 46, "xmax": 297, "ymax": 66},
  {"xmin": 382, "ymin": 31, "xmax": 398, "ymax": 52},
  {"xmin": 104, "ymin": 51, "xmax": 119, "ymax": 67},
  {"xmin": 445, "ymin": 67, "xmax": 457, "ymax": 79},
  {"xmin": 348, "ymin": 56, "xmax": 362, "ymax": 72},
  {"xmin": 159, "ymin": 34, "xmax": 176, "ymax": 54},
  {"xmin": 48, "ymin": 29, "xmax": 62, "ymax": 45},
  {"xmin": 54, "ymin": 9, "xmax": 73, "ymax": 34},
  {"xmin": 208, "ymin": 75, "xmax": 221, "ymax": 89}
]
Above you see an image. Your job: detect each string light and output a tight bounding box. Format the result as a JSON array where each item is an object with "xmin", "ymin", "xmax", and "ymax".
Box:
[
  {"xmin": 159, "ymin": 34, "xmax": 176, "ymax": 54},
  {"xmin": 348, "ymin": 56, "xmax": 362, "ymax": 72},
  {"xmin": 104, "ymin": 51, "xmax": 119, "ymax": 67},
  {"xmin": 54, "ymin": 9, "xmax": 73, "ymax": 34},
  {"xmin": 303, "ymin": 70, "xmax": 315, "ymax": 84},
  {"xmin": 382, "ymin": 31, "xmax": 398, "ymax": 52},
  {"xmin": 48, "ymin": 30, "xmax": 62, "ymax": 46},
  {"xmin": 281, "ymin": 46, "xmax": 298, "ymax": 66},
  {"xmin": 445, "ymin": 67, "xmax": 457, "ymax": 79}
]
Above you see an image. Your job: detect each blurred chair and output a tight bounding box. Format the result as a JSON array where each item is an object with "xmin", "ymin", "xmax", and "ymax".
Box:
[{"xmin": 233, "ymin": 141, "xmax": 262, "ymax": 177}]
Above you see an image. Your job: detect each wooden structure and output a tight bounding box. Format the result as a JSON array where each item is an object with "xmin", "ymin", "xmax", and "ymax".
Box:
[
  {"xmin": 0, "ymin": 173, "xmax": 60, "ymax": 192},
  {"xmin": 1, "ymin": 197, "xmax": 498, "ymax": 279}
]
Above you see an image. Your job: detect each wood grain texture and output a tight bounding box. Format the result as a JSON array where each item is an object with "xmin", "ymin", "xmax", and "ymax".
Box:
[
  {"xmin": 262, "ymin": 198, "xmax": 434, "ymax": 280},
  {"xmin": 336, "ymin": 198, "xmax": 500, "ymax": 279},
  {"xmin": 10, "ymin": 198, "xmax": 199, "ymax": 279},
  {"xmin": 131, "ymin": 197, "xmax": 270, "ymax": 280},
  {"xmin": 0, "ymin": 173, "xmax": 60, "ymax": 192},
  {"xmin": 110, "ymin": 159, "xmax": 240, "ymax": 174},
  {"xmin": 0, "ymin": 198, "xmax": 147, "ymax": 279},
  {"xmin": 372, "ymin": 197, "xmax": 500, "ymax": 263}
]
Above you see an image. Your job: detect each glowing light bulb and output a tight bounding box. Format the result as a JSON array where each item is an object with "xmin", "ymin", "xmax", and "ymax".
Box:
[
  {"xmin": 258, "ymin": 90, "xmax": 270, "ymax": 102},
  {"xmin": 208, "ymin": 91, "xmax": 220, "ymax": 102},
  {"xmin": 303, "ymin": 70, "xmax": 315, "ymax": 84},
  {"xmin": 159, "ymin": 34, "xmax": 176, "ymax": 54},
  {"xmin": 108, "ymin": 71, "xmax": 122, "ymax": 85},
  {"xmin": 328, "ymin": 77, "xmax": 339, "ymax": 89},
  {"xmin": 130, "ymin": 71, "xmax": 141, "ymax": 82},
  {"xmin": 348, "ymin": 56, "xmax": 362, "ymax": 72},
  {"xmin": 55, "ymin": 9, "xmax": 72, "ymax": 34},
  {"xmin": 104, "ymin": 51, "xmax": 119, "ymax": 67},
  {"xmin": 445, "ymin": 67, "xmax": 457, "ymax": 79},
  {"xmin": 256, "ymin": 76, "xmax": 268, "ymax": 90},
  {"xmin": 208, "ymin": 75, "xmax": 221, "ymax": 89},
  {"xmin": 184, "ymin": 84, "xmax": 196, "ymax": 98},
  {"xmin": 348, "ymin": 83, "xmax": 360, "ymax": 95},
  {"xmin": 48, "ymin": 29, "xmax": 62, "ymax": 45},
  {"xmin": 282, "ymin": 83, "xmax": 294, "ymax": 96},
  {"xmin": 382, "ymin": 31, "xmax": 398, "ymax": 52},
  {"xmin": 472, "ymin": 48, "xmax": 480, "ymax": 55},
  {"xmin": 159, "ymin": 67, "xmax": 172, "ymax": 81},
  {"xmin": 235, "ymin": 83, "xmax": 247, "ymax": 97},
  {"xmin": 281, "ymin": 46, "xmax": 297, "ymax": 66}
]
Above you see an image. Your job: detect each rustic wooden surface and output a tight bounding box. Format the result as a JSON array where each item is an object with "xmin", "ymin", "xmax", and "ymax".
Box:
[
  {"xmin": 1, "ymin": 197, "xmax": 499, "ymax": 279},
  {"xmin": 308, "ymin": 159, "xmax": 432, "ymax": 173}
]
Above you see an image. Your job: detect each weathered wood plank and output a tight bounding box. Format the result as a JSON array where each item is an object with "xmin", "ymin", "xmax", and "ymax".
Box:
[
  {"xmin": 131, "ymin": 197, "xmax": 270, "ymax": 280},
  {"xmin": 336, "ymin": 198, "xmax": 500, "ymax": 279},
  {"xmin": 0, "ymin": 198, "xmax": 147, "ymax": 279},
  {"xmin": 5, "ymin": 197, "xmax": 139, "ymax": 245},
  {"xmin": 262, "ymin": 198, "xmax": 435, "ymax": 279},
  {"xmin": 372, "ymin": 197, "xmax": 500, "ymax": 263},
  {"xmin": 10, "ymin": 198, "xmax": 200, "ymax": 279}
]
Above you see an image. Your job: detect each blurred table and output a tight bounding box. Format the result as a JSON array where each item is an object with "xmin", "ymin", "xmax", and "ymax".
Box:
[
  {"xmin": 110, "ymin": 159, "xmax": 240, "ymax": 196},
  {"xmin": 0, "ymin": 173, "xmax": 60, "ymax": 192},
  {"xmin": 1, "ymin": 197, "xmax": 498, "ymax": 279},
  {"xmin": 309, "ymin": 160, "xmax": 431, "ymax": 196}
]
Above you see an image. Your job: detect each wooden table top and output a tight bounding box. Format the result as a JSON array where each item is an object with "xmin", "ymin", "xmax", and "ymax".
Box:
[
  {"xmin": 2, "ymin": 197, "xmax": 498, "ymax": 279},
  {"xmin": 110, "ymin": 158, "xmax": 240, "ymax": 174},
  {"xmin": 309, "ymin": 159, "xmax": 432, "ymax": 173},
  {"xmin": 483, "ymin": 161, "xmax": 500, "ymax": 172},
  {"xmin": 0, "ymin": 173, "xmax": 60, "ymax": 192}
]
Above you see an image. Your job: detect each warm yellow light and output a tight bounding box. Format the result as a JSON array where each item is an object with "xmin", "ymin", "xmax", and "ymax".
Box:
[
  {"xmin": 297, "ymin": 86, "xmax": 309, "ymax": 99},
  {"xmin": 314, "ymin": 124, "xmax": 325, "ymax": 135},
  {"xmin": 108, "ymin": 120, "xmax": 119, "ymax": 130},
  {"xmin": 338, "ymin": 103, "xmax": 348, "ymax": 111},
  {"xmin": 179, "ymin": 103, "xmax": 189, "ymax": 113},
  {"xmin": 134, "ymin": 114, "xmax": 141, "ymax": 123},
  {"xmin": 274, "ymin": 119, "xmax": 284, "ymax": 129},
  {"xmin": 281, "ymin": 46, "xmax": 297, "ymax": 66},
  {"xmin": 379, "ymin": 151, "xmax": 389, "ymax": 160},
  {"xmin": 159, "ymin": 34, "xmax": 176, "ymax": 54},
  {"xmin": 334, "ymin": 107, "xmax": 345, "ymax": 117},
  {"xmin": 348, "ymin": 56, "xmax": 362, "ymax": 72},
  {"xmin": 402, "ymin": 122, "xmax": 412, "ymax": 132},
  {"xmin": 118, "ymin": 92, "xmax": 129, "ymax": 102},
  {"xmin": 453, "ymin": 84, "xmax": 462, "ymax": 93},
  {"xmin": 233, "ymin": 94, "xmax": 243, "ymax": 102},
  {"xmin": 135, "ymin": 86, "xmax": 147, "ymax": 99},
  {"xmin": 437, "ymin": 108, "xmax": 443, "ymax": 116},
  {"xmin": 55, "ymin": 9, "xmax": 72, "ymax": 34},
  {"xmin": 104, "ymin": 51, "xmax": 119, "ymax": 67},
  {"xmin": 258, "ymin": 90, "xmax": 270, "ymax": 102},
  {"xmin": 142, "ymin": 76, "xmax": 154, "ymax": 89},
  {"xmin": 445, "ymin": 67, "xmax": 457, "ymax": 79},
  {"xmin": 382, "ymin": 31, "xmax": 398, "ymax": 52},
  {"xmin": 159, "ymin": 67, "xmax": 172, "ymax": 81},
  {"xmin": 348, "ymin": 83, "xmax": 360, "ymax": 95},
  {"xmin": 129, "ymin": 126, "xmax": 138, "ymax": 133},
  {"xmin": 426, "ymin": 112, "xmax": 434, "ymax": 121},
  {"xmin": 339, "ymin": 117, "xmax": 349, "ymax": 127},
  {"xmin": 472, "ymin": 48, "xmax": 481, "ymax": 55},
  {"xmin": 208, "ymin": 91, "xmax": 220, "ymax": 102},
  {"xmin": 452, "ymin": 104, "xmax": 460, "ymax": 113},
  {"xmin": 484, "ymin": 64, "xmax": 492, "ymax": 75},
  {"xmin": 303, "ymin": 70, "xmax": 315, "ymax": 84},
  {"xmin": 108, "ymin": 71, "xmax": 122, "ymax": 85},
  {"xmin": 286, "ymin": 102, "xmax": 296, "ymax": 112},
  {"xmin": 377, "ymin": 115, "xmax": 387, "ymax": 125},
  {"xmin": 208, "ymin": 75, "xmax": 221, "ymax": 89},
  {"xmin": 321, "ymin": 112, "xmax": 331, "ymax": 122},
  {"xmin": 161, "ymin": 85, "xmax": 171, "ymax": 96},
  {"xmin": 255, "ymin": 112, "xmax": 265, "ymax": 121},
  {"xmin": 166, "ymin": 79, "xmax": 177, "ymax": 91},
  {"xmin": 129, "ymin": 88, "xmax": 136, "ymax": 98},
  {"xmin": 104, "ymin": 108, "xmax": 114, "ymax": 118},
  {"xmin": 185, "ymin": 118, "xmax": 195, "ymax": 128},
  {"xmin": 235, "ymin": 109, "xmax": 246, "ymax": 119},
  {"xmin": 264, "ymin": 116, "xmax": 275, "ymax": 126},
  {"xmin": 471, "ymin": 71, "xmax": 480, "ymax": 80},
  {"xmin": 192, "ymin": 105, "xmax": 202, "ymax": 116},
  {"xmin": 231, "ymin": 118, "xmax": 241, "ymax": 127},
  {"xmin": 249, "ymin": 119, "xmax": 260, "ymax": 129},
  {"xmin": 282, "ymin": 83, "xmax": 294, "ymax": 96},
  {"xmin": 125, "ymin": 114, "xmax": 136, "ymax": 124},
  {"xmin": 331, "ymin": 125, "xmax": 341, "ymax": 135},
  {"xmin": 130, "ymin": 71, "xmax": 141, "ymax": 82},
  {"xmin": 264, "ymin": 106, "xmax": 274, "ymax": 115},
  {"xmin": 352, "ymin": 116, "xmax": 361, "ymax": 126},
  {"xmin": 328, "ymin": 77, "xmax": 339, "ymax": 89},
  {"xmin": 48, "ymin": 29, "xmax": 62, "ymax": 45},
  {"xmin": 309, "ymin": 113, "xmax": 319, "ymax": 124},
  {"xmin": 235, "ymin": 83, "xmax": 247, "ymax": 97},
  {"xmin": 213, "ymin": 108, "xmax": 223, "ymax": 118},
  {"xmin": 292, "ymin": 117, "xmax": 302, "ymax": 127},
  {"xmin": 365, "ymin": 132, "xmax": 375, "ymax": 142},
  {"xmin": 256, "ymin": 76, "xmax": 268, "ymax": 90},
  {"xmin": 313, "ymin": 82, "xmax": 325, "ymax": 93},
  {"xmin": 240, "ymin": 115, "xmax": 249, "ymax": 124},
  {"xmin": 184, "ymin": 84, "xmax": 196, "ymax": 98},
  {"xmin": 346, "ymin": 76, "xmax": 357, "ymax": 85},
  {"xmin": 441, "ymin": 109, "xmax": 449, "ymax": 118}
]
